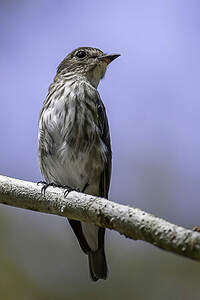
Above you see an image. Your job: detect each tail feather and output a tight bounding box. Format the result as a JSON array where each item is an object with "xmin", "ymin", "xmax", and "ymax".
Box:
[{"xmin": 88, "ymin": 247, "xmax": 108, "ymax": 281}]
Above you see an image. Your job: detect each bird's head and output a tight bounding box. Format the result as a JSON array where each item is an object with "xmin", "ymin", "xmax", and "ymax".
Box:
[{"xmin": 57, "ymin": 47, "xmax": 120, "ymax": 88}]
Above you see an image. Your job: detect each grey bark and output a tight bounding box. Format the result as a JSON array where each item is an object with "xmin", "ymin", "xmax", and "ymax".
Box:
[{"xmin": 0, "ymin": 174, "xmax": 200, "ymax": 261}]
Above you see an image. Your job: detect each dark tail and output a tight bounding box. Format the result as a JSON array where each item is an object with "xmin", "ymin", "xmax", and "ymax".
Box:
[{"xmin": 88, "ymin": 247, "xmax": 108, "ymax": 281}]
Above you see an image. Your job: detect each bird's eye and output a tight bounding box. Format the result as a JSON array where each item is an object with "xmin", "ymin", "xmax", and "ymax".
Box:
[{"xmin": 76, "ymin": 50, "xmax": 86, "ymax": 58}]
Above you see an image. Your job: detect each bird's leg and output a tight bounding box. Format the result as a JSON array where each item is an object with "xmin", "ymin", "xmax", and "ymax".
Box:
[{"xmin": 82, "ymin": 182, "xmax": 89, "ymax": 193}]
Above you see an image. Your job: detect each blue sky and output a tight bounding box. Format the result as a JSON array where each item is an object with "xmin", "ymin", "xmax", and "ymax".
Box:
[{"xmin": 1, "ymin": 1, "xmax": 200, "ymax": 223}]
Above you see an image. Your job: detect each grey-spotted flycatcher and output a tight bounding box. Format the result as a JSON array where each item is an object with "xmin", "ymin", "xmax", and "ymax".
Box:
[{"xmin": 38, "ymin": 47, "xmax": 120, "ymax": 281}]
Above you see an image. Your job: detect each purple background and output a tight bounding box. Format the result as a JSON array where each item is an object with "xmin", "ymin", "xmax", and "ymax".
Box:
[{"xmin": 1, "ymin": 1, "xmax": 200, "ymax": 299}]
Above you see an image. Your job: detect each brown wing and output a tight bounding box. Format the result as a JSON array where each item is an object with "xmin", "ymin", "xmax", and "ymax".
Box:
[
  {"xmin": 86, "ymin": 92, "xmax": 111, "ymax": 280},
  {"xmin": 97, "ymin": 92, "xmax": 112, "ymax": 199},
  {"xmin": 68, "ymin": 91, "xmax": 111, "ymax": 281}
]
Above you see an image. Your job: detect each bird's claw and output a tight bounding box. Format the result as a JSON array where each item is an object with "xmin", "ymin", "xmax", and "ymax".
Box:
[
  {"xmin": 40, "ymin": 182, "xmax": 59, "ymax": 195},
  {"xmin": 38, "ymin": 181, "xmax": 89, "ymax": 197},
  {"xmin": 64, "ymin": 187, "xmax": 79, "ymax": 197},
  {"xmin": 37, "ymin": 181, "xmax": 47, "ymax": 185},
  {"xmin": 63, "ymin": 183, "xmax": 89, "ymax": 197}
]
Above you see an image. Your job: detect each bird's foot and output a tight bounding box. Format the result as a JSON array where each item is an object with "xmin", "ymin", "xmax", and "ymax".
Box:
[
  {"xmin": 37, "ymin": 181, "xmax": 89, "ymax": 197},
  {"xmin": 63, "ymin": 186, "xmax": 79, "ymax": 197},
  {"xmin": 37, "ymin": 181, "xmax": 47, "ymax": 185},
  {"xmin": 38, "ymin": 181, "xmax": 63, "ymax": 196},
  {"xmin": 64, "ymin": 182, "xmax": 89, "ymax": 197}
]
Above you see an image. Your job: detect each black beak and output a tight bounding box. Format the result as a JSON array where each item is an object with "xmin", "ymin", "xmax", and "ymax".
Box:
[{"xmin": 100, "ymin": 54, "xmax": 120, "ymax": 64}]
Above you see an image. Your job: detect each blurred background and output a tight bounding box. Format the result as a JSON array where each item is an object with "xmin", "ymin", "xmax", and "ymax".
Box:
[{"xmin": 1, "ymin": 0, "xmax": 200, "ymax": 299}]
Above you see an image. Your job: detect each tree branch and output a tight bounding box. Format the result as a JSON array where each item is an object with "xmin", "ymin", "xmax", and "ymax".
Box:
[{"xmin": 0, "ymin": 174, "xmax": 200, "ymax": 261}]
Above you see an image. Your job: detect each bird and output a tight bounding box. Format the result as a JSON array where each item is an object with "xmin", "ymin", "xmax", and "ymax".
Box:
[{"xmin": 38, "ymin": 47, "xmax": 120, "ymax": 281}]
